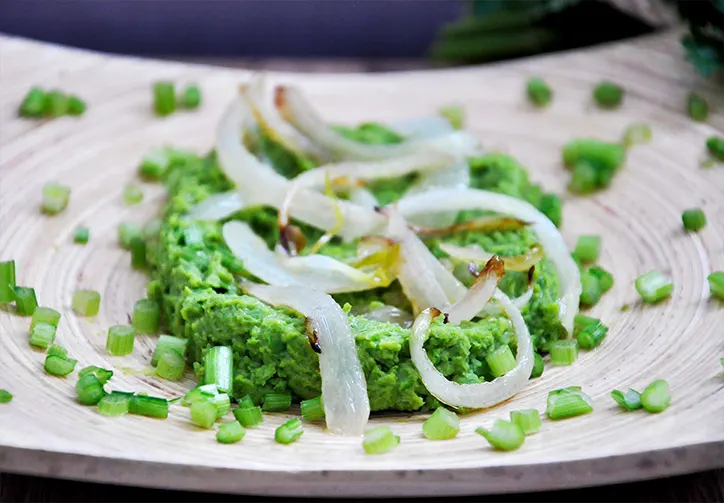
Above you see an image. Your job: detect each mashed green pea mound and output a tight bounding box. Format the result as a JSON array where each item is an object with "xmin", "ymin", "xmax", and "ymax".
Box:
[{"xmin": 147, "ymin": 127, "xmax": 564, "ymax": 411}]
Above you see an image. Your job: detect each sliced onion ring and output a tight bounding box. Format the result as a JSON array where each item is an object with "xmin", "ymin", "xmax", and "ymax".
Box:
[
  {"xmin": 416, "ymin": 216, "xmax": 529, "ymax": 238},
  {"xmin": 409, "ymin": 291, "xmax": 534, "ymax": 409},
  {"xmin": 243, "ymin": 282, "xmax": 370, "ymax": 436},
  {"xmin": 439, "ymin": 242, "xmax": 543, "ymax": 272},
  {"xmin": 187, "ymin": 191, "xmax": 245, "ymax": 221},
  {"xmin": 446, "ymin": 256, "xmax": 505, "ymax": 325}
]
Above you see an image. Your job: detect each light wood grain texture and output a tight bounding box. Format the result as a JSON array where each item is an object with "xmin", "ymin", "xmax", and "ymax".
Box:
[{"xmin": 1, "ymin": 32, "xmax": 723, "ymax": 498}]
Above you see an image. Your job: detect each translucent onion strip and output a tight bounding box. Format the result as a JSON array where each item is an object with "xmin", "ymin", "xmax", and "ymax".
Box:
[
  {"xmin": 439, "ymin": 242, "xmax": 543, "ymax": 272},
  {"xmin": 187, "ymin": 191, "xmax": 245, "ymax": 221},
  {"xmin": 446, "ymin": 256, "xmax": 505, "ymax": 325}
]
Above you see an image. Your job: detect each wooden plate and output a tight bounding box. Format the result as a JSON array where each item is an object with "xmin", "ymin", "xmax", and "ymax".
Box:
[{"xmin": 1, "ymin": 32, "xmax": 723, "ymax": 497}]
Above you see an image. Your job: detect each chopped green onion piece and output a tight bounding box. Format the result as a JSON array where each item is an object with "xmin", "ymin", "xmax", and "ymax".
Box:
[
  {"xmin": 300, "ymin": 396, "xmax": 325, "ymax": 422},
  {"xmin": 129, "ymin": 394, "xmax": 169, "ymax": 419},
  {"xmin": 19, "ymin": 87, "xmax": 46, "ymax": 117},
  {"xmin": 0, "ymin": 390, "xmax": 13, "ymax": 403},
  {"xmin": 47, "ymin": 344, "xmax": 68, "ymax": 358},
  {"xmin": 588, "ymin": 266, "xmax": 613, "ymax": 293},
  {"xmin": 275, "ymin": 418, "xmax": 304, "ymax": 445},
  {"xmin": 0, "ymin": 260, "xmax": 16, "ymax": 303},
  {"xmin": 238, "ymin": 394, "xmax": 254, "ymax": 409},
  {"xmin": 611, "ymin": 388, "xmax": 642, "ymax": 411},
  {"xmin": 576, "ymin": 318, "xmax": 608, "ymax": 350},
  {"xmin": 14, "ymin": 287, "xmax": 38, "ymax": 316},
  {"xmin": 204, "ymin": 346, "xmax": 233, "ymax": 393},
  {"xmin": 130, "ymin": 237, "xmax": 147, "ymax": 269},
  {"xmin": 29, "ymin": 322, "xmax": 56, "ymax": 349},
  {"xmin": 622, "ymin": 123, "xmax": 652, "ymax": 148},
  {"xmin": 262, "ymin": 392, "xmax": 292, "ymax": 412},
  {"xmin": 549, "ymin": 339, "xmax": 578, "ymax": 366},
  {"xmin": 153, "ymin": 81, "xmax": 175, "ymax": 116},
  {"xmin": 72, "ymin": 289, "xmax": 101, "ymax": 316},
  {"xmin": 78, "ymin": 365, "xmax": 113, "ymax": 384},
  {"xmin": 635, "ymin": 270, "xmax": 673, "ymax": 303},
  {"xmin": 708, "ymin": 272, "xmax": 724, "ymax": 301},
  {"xmin": 138, "ymin": 148, "xmax": 172, "ymax": 181},
  {"xmin": 122, "ymin": 184, "xmax": 144, "ymax": 206},
  {"xmin": 182, "ymin": 384, "xmax": 217, "ymax": 406},
  {"xmin": 156, "ymin": 350, "xmax": 185, "ymax": 381},
  {"xmin": 67, "ymin": 95, "xmax": 86, "ymax": 116},
  {"xmin": 593, "ymin": 81, "xmax": 624, "ymax": 108},
  {"xmin": 41, "ymin": 183, "xmax": 71, "ymax": 215},
  {"xmin": 422, "ymin": 406, "xmax": 460, "ymax": 440},
  {"xmin": 212, "ymin": 393, "xmax": 231, "ymax": 419},
  {"xmin": 217, "ymin": 421, "xmax": 246, "ymax": 444},
  {"xmin": 44, "ymin": 90, "xmax": 69, "ymax": 118},
  {"xmin": 179, "ymin": 84, "xmax": 202, "ymax": 109},
  {"xmin": 510, "ymin": 409, "xmax": 541, "ymax": 435},
  {"xmin": 526, "ymin": 76, "xmax": 552, "ymax": 108},
  {"xmin": 132, "ymin": 299, "xmax": 160, "ymax": 334},
  {"xmin": 439, "ymin": 105, "xmax": 464, "ymax": 129},
  {"xmin": 485, "ymin": 345, "xmax": 517, "ymax": 377},
  {"xmin": 73, "ymin": 226, "xmax": 90, "ymax": 244},
  {"xmin": 233, "ymin": 405, "xmax": 264, "ymax": 428},
  {"xmin": 539, "ymin": 193, "xmax": 562, "ymax": 227},
  {"xmin": 572, "ymin": 235, "xmax": 601, "ymax": 264},
  {"xmin": 530, "ymin": 352, "xmax": 544, "ymax": 379},
  {"xmin": 31, "ymin": 306, "xmax": 60, "ymax": 330},
  {"xmin": 682, "ymin": 208, "xmax": 707, "ymax": 232},
  {"xmin": 152, "ymin": 335, "xmax": 188, "ymax": 365},
  {"xmin": 76, "ymin": 374, "xmax": 106, "ymax": 405},
  {"xmin": 707, "ymin": 136, "xmax": 724, "ymax": 161},
  {"xmin": 362, "ymin": 426, "xmax": 399, "ymax": 454},
  {"xmin": 44, "ymin": 354, "xmax": 77, "ymax": 376},
  {"xmin": 118, "ymin": 222, "xmax": 142, "ymax": 249},
  {"xmin": 105, "ymin": 325, "xmax": 135, "ymax": 356},
  {"xmin": 568, "ymin": 162, "xmax": 598, "ymax": 194},
  {"xmin": 546, "ymin": 387, "xmax": 593, "ymax": 419},
  {"xmin": 475, "ymin": 420, "xmax": 524, "ymax": 451},
  {"xmin": 98, "ymin": 391, "xmax": 131, "ymax": 416},
  {"xmin": 579, "ymin": 271, "xmax": 602, "ymax": 307},
  {"xmin": 688, "ymin": 93, "xmax": 709, "ymax": 122},
  {"xmin": 563, "ymin": 139, "xmax": 625, "ymax": 173},
  {"xmin": 641, "ymin": 379, "xmax": 670, "ymax": 413},
  {"xmin": 190, "ymin": 399, "xmax": 217, "ymax": 428}
]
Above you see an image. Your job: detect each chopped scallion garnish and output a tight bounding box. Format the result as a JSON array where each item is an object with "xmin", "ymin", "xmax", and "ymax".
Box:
[
  {"xmin": 138, "ymin": 148, "xmax": 172, "ymax": 181},
  {"xmin": 29, "ymin": 322, "xmax": 56, "ymax": 349},
  {"xmin": 530, "ymin": 352, "xmax": 544, "ymax": 379},
  {"xmin": 575, "ymin": 318, "xmax": 608, "ymax": 350},
  {"xmin": 422, "ymin": 406, "xmax": 460, "ymax": 440},
  {"xmin": 300, "ymin": 396, "xmax": 325, "ymax": 422},
  {"xmin": 122, "ymin": 184, "xmax": 144, "ymax": 206},
  {"xmin": 14, "ymin": 287, "xmax": 38, "ymax": 316},
  {"xmin": 682, "ymin": 208, "xmax": 707, "ymax": 232},
  {"xmin": 132, "ymin": 299, "xmax": 160, "ymax": 334},
  {"xmin": 41, "ymin": 183, "xmax": 71, "ymax": 215},
  {"xmin": 78, "ymin": 365, "xmax": 113, "ymax": 384},
  {"xmin": 118, "ymin": 222, "xmax": 142, "ymax": 250},
  {"xmin": 708, "ymin": 272, "xmax": 724, "ymax": 301},
  {"xmin": 549, "ymin": 339, "xmax": 578, "ymax": 366},
  {"xmin": 568, "ymin": 162, "xmax": 598, "ymax": 194},
  {"xmin": 610, "ymin": 388, "xmax": 642, "ymax": 411},
  {"xmin": 539, "ymin": 193, "xmax": 562, "ymax": 227},
  {"xmin": 73, "ymin": 226, "xmax": 90, "ymax": 244},
  {"xmin": 588, "ymin": 265, "xmax": 613, "ymax": 293},
  {"xmin": 475, "ymin": 420, "xmax": 525, "ymax": 451},
  {"xmin": 129, "ymin": 394, "xmax": 169, "ymax": 418},
  {"xmin": 44, "ymin": 354, "xmax": 77, "ymax": 377},
  {"xmin": 47, "ymin": 344, "xmax": 68, "ymax": 358},
  {"xmin": 579, "ymin": 271, "xmax": 602, "ymax": 307},
  {"xmin": 707, "ymin": 136, "xmax": 724, "ymax": 161},
  {"xmin": 130, "ymin": 237, "xmax": 147, "ymax": 269},
  {"xmin": 44, "ymin": 90, "xmax": 69, "ymax": 118},
  {"xmin": 212, "ymin": 393, "xmax": 231, "ymax": 419},
  {"xmin": 31, "ymin": 306, "xmax": 60, "ymax": 330},
  {"xmin": 18, "ymin": 87, "xmax": 46, "ymax": 117},
  {"xmin": 105, "ymin": 325, "xmax": 135, "ymax": 356},
  {"xmin": 217, "ymin": 420, "xmax": 246, "ymax": 444},
  {"xmin": 0, "ymin": 260, "xmax": 16, "ymax": 303},
  {"xmin": 233, "ymin": 405, "xmax": 264, "ymax": 428},
  {"xmin": 179, "ymin": 84, "xmax": 202, "ymax": 110},
  {"xmin": 151, "ymin": 334, "xmax": 188, "ymax": 366},
  {"xmin": 526, "ymin": 76, "xmax": 552, "ymax": 108},
  {"xmin": 640, "ymin": 379, "xmax": 670, "ymax": 413},
  {"xmin": 593, "ymin": 81, "xmax": 624, "ymax": 108},
  {"xmin": 153, "ymin": 81, "xmax": 175, "ymax": 116},
  {"xmin": 510, "ymin": 409, "xmax": 541, "ymax": 435},
  {"xmin": 204, "ymin": 346, "xmax": 233, "ymax": 393},
  {"xmin": 687, "ymin": 93, "xmax": 708, "ymax": 122},
  {"xmin": 75, "ymin": 373, "xmax": 106, "ymax": 405},
  {"xmin": 275, "ymin": 418, "xmax": 304, "ymax": 445},
  {"xmin": 439, "ymin": 105, "xmax": 464, "ymax": 129},
  {"xmin": 72, "ymin": 289, "xmax": 101, "ymax": 316},
  {"xmin": 156, "ymin": 349, "xmax": 185, "ymax": 381},
  {"xmin": 572, "ymin": 235, "xmax": 601, "ymax": 264},
  {"xmin": 546, "ymin": 387, "xmax": 593, "ymax": 419},
  {"xmin": 635, "ymin": 270, "xmax": 673, "ymax": 303},
  {"xmin": 0, "ymin": 390, "xmax": 13, "ymax": 403},
  {"xmin": 622, "ymin": 123, "xmax": 652, "ymax": 149},
  {"xmin": 262, "ymin": 392, "xmax": 292, "ymax": 412},
  {"xmin": 67, "ymin": 95, "xmax": 87, "ymax": 116},
  {"xmin": 190, "ymin": 399, "xmax": 217, "ymax": 429},
  {"xmin": 98, "ymin": 391, "xmax": 132, "ymax": 416},
  {"xmin": 485, "ymin": 345, "xmax": 516, "ymax": 378}
]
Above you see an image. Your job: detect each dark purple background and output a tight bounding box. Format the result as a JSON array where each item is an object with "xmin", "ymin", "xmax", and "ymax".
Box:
[{"xmin": 0, "ymin": 0, "xmax": 464, "ymax": 57}]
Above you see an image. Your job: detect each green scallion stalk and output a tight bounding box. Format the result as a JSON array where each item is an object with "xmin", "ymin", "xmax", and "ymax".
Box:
[
  {"xmin": 44, "ymin": 354, "xmax": 77, "ymax": 376},
  {"xmin": 138, "ymin": 148, "xmax": 172, "ymax": 181},
  {"xmin": 47, "ymin": 344, "xmax": 68, "ymax": 358},
  {"xmin": 44, "ymin": 90, "xmax": 69, "ymax": 118},
  {"xmin": 546, "ymin": 387, "xmax": 593, "ymax": 420},
  {"xmin": 539, "ymin": 193, "xmax": 562, "ymax": 227},
  {"xmin": 67, "ymin": 95, "xmax": 87, "ymax": 116},
  {"xmin": 41, "ymin": 183, "xmax": 71, "ymax": 215},
  {"xmin": 610, "ymin": 388, "xmax": 642, "ymax": 411},
  {"xmin": 622, "ymin": 123, "xmax": 652, "ymax": 149},
  {"xmin": 526, "ymin": 76, "xmax": 552, "ymax": 108},
  {"xmin": 0, "ymin": 390, "xmax": 13, "ymax": 403},
  {"xmin": 572, "ymin": 235, "xmax": 601, "ymax": 264},
  {"xmin": 549, "ymin": 339, "xmax": 578, "ymax": 366},
  {"xmin": 76, "ymin": 374, "xmax": 106, "ymax": 405},
  {"xmin": 485, "ymin": 345, "xmax": 517, "ymax": 378},
  {"xmin": 179, "ymin": 84, "xmax": 202, "ymax": 110},
  {"xmin": 132, "ymin": 299, "xmax": 160, "ymax": 334},
  {"xmin": 98, "ymin": 391, "xmax": 132, "ymax": 416},
  {"xmin": 640, "ymin": 379, "xmax": 670, "ymax": 413},
  {"xmin": 687, "ymin": 93, "xmax": 709, "ymax": 122},
  {"xmin": 204, "ymin": 346, "xmax": 233, "ymax": 393},
  {"xmin": 530, "ymin": 352, "xmax": 544, "ymax": 379},
  {"xmin": 122, "ymin": 185, "xmax": 144, "ymax": 206},
  {"xmin": 422, "ymin": 406, "xmax": 460, "ymax": 440},
  {"xmin": 593, "ymin": 81, "xmax": 624, "ymax": 109},
  {"xmin": 151, "ymin": 335, "xmax": 188, "ymax": 366},
  {"xmin": 212, "ymin": 393, "xmax": 231, "ymax": 419},
  {"xmin": 156, "ymin": 350, "xmax": 185, "ymax": 381},
  {"xmin": 118, "ymin": 222, "xmax": 142, "ymax": 250},
  {"xmin": 73, "ymin": 226, "xmax": 90, "ymax": 244},
  {"xmin": 106, "ymin": 325, "xmax": 135, "ymax": 356},
  {"xmin": 300, "ymin": 396, "xmax": 325, "ymax": 422},
  {"xmin": 707, "ymin": 136, "xmax": 724, "ymax": 161},
  {"xmin": 510, "ymin": 409, "xmax": 541, "ymax": 435},
  {"xmin": 362, "ymin": 425, "xmax": 399, "ymax": 454},
  {"xmin": 190, "ymin": 399, "xmax": 217, "ymax": 428},
  {"xmin": 19, "ymin": 87, "xmax": 46, "ymax": 117},
  {"xmin": 635, "ymin": 270, "xmax": 673, "ymax": 303},
  {"xmin": 72, "ymin": 289, "xmax": 101, "ymax": 316},
  {"xmin": 476, "ymin": 420, "xmax": 525, "ymax": 451},
  {"xmin": 681, "ymin": 208, "xmax": 707, "ymax": 232},
  {"xmin": 579, "ymin": 271, "xmax": 602, "ymax": 307},
  {"xmin": 262, "ymin": 392, "xmax": 292, "ymax": 412},
  {"xmin": 14, "ymin": 287, "xmax": 38, "ymax": 316},
  {"xmin": 182, "ymin": 386, "xmax": 216, "ymax": 406},
  {"xmin": 0, "ymin": 260, "xmax": 16, "ymax": 303},
  {"xmin": 562, "ymin": 139, "xmax": 625, "ymax": 173},
  {"xmin": 568, "ymin": 162, "xmax": 598, "ymax": 195},
  {"xmin": 233, "ymin": 405, "xmax": 264, "ymax": 428},
  {"xmin": 576, "ymin": 319, "xmax": 608, "ymax": 350},
  {"xmin": 588, "ymin": 266, "xmax": 614, "ymax": 293},
  {"xmin": 217, "ymin": 421, "xmax": 246, "ymax": 444},
  {"xmin": 275, "ymin": 418, "xmax": 304, "ymax": 445},
  {"xmin": 237, "ymin": 394, "xmax": 254, "ymax": 409},
  {"xmin": 78, "ymin": 365, "xmax": 113, "ymax": 384},
  {"xmin": 708, "ymin": 272, "xmax": 724, "ymax": 301},
  {"xmin": 29, "ymin": 322, "xmax": 56, "ymax": 349},
  {"xmin": 153, "ymin": 81, "xmax": 175, "ymax": 116},
  {"xmin": 129, "ymin": 237, "xmax": 147, "ymax": 269},
  {"xmin": 439, "ymin": 105, "xmax": 464, "ymax": 130},
  {"xmin": 31, "ymin": 306, "xmax": 60, "ymax": 330},
  {"xmin": 129, "ymin": 394, "xmax": 169, "ymax": 419}
]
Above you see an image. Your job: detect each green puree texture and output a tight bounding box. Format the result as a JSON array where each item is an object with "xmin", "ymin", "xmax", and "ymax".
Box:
[{"xmin": 147, "ymin": 127, "xmax": 563, "ymax": 411}]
